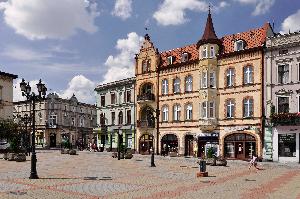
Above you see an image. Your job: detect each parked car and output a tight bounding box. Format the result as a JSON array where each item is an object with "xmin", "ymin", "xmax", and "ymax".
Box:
[{"xmin": 0, "ymin": 139, "xmax": 10, "ymax": 153}]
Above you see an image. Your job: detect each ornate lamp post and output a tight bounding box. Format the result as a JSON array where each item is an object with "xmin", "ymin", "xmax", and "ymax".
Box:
[{"xmin": 20, "ymin": 79, "xmax": 47, "ymax": 179}]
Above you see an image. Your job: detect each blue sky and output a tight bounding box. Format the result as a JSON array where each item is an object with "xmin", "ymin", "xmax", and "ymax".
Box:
[{"xmin": 0, "ymin": 0, "xmax": 299, "ymax": 104}]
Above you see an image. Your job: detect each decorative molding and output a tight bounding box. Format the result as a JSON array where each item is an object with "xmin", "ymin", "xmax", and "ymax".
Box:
[
  {"xmin": 275, "ymin": 88, "xmax": 293, "ymax": 95},
  {"xmin": 275, "ymin": 58, "xmax": 293, "ymax": 64}
]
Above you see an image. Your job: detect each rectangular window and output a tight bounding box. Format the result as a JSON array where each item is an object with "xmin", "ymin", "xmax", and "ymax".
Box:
[
  {"xmin": 111, "ymin": 112, "xmax": 115, "ymax": 125},
  {"xmin": 162, "ymin": 79, "xmax": 168, "ymax": 95},
  {"xmin": 80, "ymin": 118, "xmax": 84, "ymax": 127},
  {"xmin": 127, "ymin": 110, "xmax": 131, "ymax": 124},
  {"xmin": 278, "ymin": 134, "xmax": 296, "ymax": 157},
  {"xmin": 167, "ymin": 56, "xmax": 173, "ymax": 65},
  {"xmin": 226, "ymin": 100, "xmax": 235, "ymax": 118},
  {"xmin": 235, "ymin": 40, "xmax": 244, "ymax": 51},
  {"xmin": 182, "ymin": 53, "xmax": 189, "ymax": 62},
  {"xmin": 277, "ymin": 97, "xmax": 289, "ymax": 113},
  {"xmin": 202, "ymin": 102, "xmax": 207, "ymax": 118},
  {"xmin": 209, "ymin": 72, "xmax": 215, "ymax": 88},
  {"xmin": 101, "ymin": 96, "xmax": 105, "ymax": 106},
  {"xmin": 72, "ymin": 118, "xmax": 75, "ymax": 126},
  {"xmin": 127, "ymin": 134, "xmax": 132, "ymax": 148},
  {"xmin": 210, "ymin": 46, "xmax": 215, "ymax": 58},
  {"xmin": 202, "ymin": 47, "xmax": 207, "ymax": 58},
  {"xmin": 202, "ymin": 72, "xmax": 207, "ymax": 88},
  {"xmin": 209, "ymin": 102, "xmax": 215, "ymax": 118},
  {"xmin": 226, "ymin": 69, "xmax": 235, "ymax": 87},
  {"xmin": 49, "ymin": 115, "xmax": 57, "ymax": 126},
  {"xmin": 278, "ymin": 64, "xmax": 289, "ymax": 84},
  {"xmin": 111, "ymin": 93, "xmax": 116, "ymax": 104},
  {"xmin": 126, "ymin": 90, "xmax": 131, "ymax": 102}
]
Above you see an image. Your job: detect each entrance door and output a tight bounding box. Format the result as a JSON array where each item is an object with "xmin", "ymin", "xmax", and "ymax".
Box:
[
  {"xmin": 139, "ymin": 134, "xmax": 154, "ymax": 155},
  {"xmin": 185, "ymin": 135, "xmax": 194, "ymax": 156},
  {"xmin": 235, "ymin": 142, "xmax": 245, "ymax": 159},
  {"xmin": 50, "ymin": 133, "xmax": 56, "ymax": 147}
]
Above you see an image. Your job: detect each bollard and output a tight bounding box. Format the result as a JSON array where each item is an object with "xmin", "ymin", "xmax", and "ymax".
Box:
[{"xmin": 197, "ymin": 160, "xmax": 208, "ymax": 177}]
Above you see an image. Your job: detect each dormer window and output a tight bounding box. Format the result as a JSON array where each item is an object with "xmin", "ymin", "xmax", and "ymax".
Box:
[
  {"xmin": 167, "ymin": 56, "xmax": 174, "ymax": 65},
  {"xmin": 234, "ymin": 40, "xmax": 245, "ymax": 51},
  {"xmin": 181, "ymin": 53, "xmax": 189, "ymax": 62},
  {"xmin": 202, "ymin": 46, "xmax": 208, "ymax": 58}
]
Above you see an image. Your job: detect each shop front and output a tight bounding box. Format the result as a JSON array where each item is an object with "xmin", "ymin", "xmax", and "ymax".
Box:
[
  {"xmin": 139, "ymin": 134, "xmax": 154, "ymax": 155},
  {"xmin": 224, "ymin": 133, "xmax": 256, "ymax": 160},
  {"xmin": 272, "ymin": 126, "xmax": 300, "ymax": 163},
  {"xmin": 197, "ymin": 132, "xmax": 219, "ymax": 158},
  {"xmin": 161, "ymin": 134, "xmax": 178, "ymax": 155}
]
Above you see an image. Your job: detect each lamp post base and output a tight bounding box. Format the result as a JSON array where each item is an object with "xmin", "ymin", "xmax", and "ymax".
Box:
[
  {"xmin": 29, "ymin": 153, "xmax": 39, "ymax": 179},
  {"xmin": 151, "ymin": 153, "xmax": 156, "ymax": 167}
]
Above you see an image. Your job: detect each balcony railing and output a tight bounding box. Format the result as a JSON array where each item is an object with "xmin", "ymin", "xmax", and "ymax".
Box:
[
  {"xmin": 137, "ymin": 120, "xmax": 155, "ymax": 128},
  {"xmin": 137, "ymin": 93, "xmax": 155, "ymax": 102},
  {"xmin": 271, "ymin": 113, "xmax": 300, "ymax": 126}
]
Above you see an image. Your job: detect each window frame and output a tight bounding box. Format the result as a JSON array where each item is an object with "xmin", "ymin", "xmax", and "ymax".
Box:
[
  {"xmin": 182, "ymin": 52, "xmax": 189, "ymax": 62},
  {"xmin": 277, "ymin": 96, "xmax": 290, "ymax": 113},
  {"xmin": 185, "ymin": 75, "xmax": 193, "ymax": 92},
  {"xmin": 162, "ymin": 79, "xmax": 169, "ymax": 95},
  {"xmin": 111, "ymin": 93, "xmax": 116, "ymax": 104},
  {"xmin": 173, "ymin": 104, "xmax": 181, "ymax": 121},
  {"xmin": 277, "ymin": 64, "xmax": 289, "ymax": 84},
  {"xmin": 202, "ymin": 71, "xmax": 208, "ymax": 88},
  {"xmin": 226, "ymin": 99, "xmax": 235, "ymax": 119},
  {"xmin": 226, "ymin": 68, "xmax": 235, "ymax": 87},
  {"xmin": 162, "ymin": 105, "xmax": 169, "ymax": 122},
  {"xmin": 243, "ymin": 65, "xmax": 254, "ymax": 85},
  {"xmin": 209, "ymin": 101, "xmax": 215, "ymax": 118},
  {"xmin": 185, "ymin": 103, "xmax": 193, "ymax": 120},
  {"xmin": 201, "ymin": 101, "xmax": 208, "ymax": 118},
  {"xmin": 243, "ymin": 97, "xmax": 254, "ymax": 118},
  {"xmin": 173, "ymin": 78, "xmax": 181, "ymax": 94},
  {"xmin": 167, "ymin": 56, "xmax": 173, "ymax": 65},
  {"xmin": 127, "ymin": 110, "xmax": 131, "ymax": 124},
  {"xmin": 202, "ymin": 46, "xmax": 208, "ymax": 58},
  {"xmin": 235, "ymin": 40, "xmax": 244, "ymax": 51},
  {"xmin": 210, "ymin": 46, "xmax": 215, "ymax": 58},
  {"xmin": 209, "ymin": 72, "xmax": 216, "ymax": 88}
]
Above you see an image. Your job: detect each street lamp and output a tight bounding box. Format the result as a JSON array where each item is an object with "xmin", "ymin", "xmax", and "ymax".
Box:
[
  {"xmin": 17, "ymin": 113, "xmax": 32, "ymax": 156},
  {"xmin": 118, "ymin": 126, "xmax": 122, "ymax": 160},
  {"xmin": 20, "ymin": 78, "xmax": 47, "ymax": 179}
]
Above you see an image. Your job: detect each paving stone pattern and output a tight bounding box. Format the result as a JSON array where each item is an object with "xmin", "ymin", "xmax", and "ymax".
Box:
[{"xmin": 0, "ymin": 151, "xmax": 299, "ymax": 199}]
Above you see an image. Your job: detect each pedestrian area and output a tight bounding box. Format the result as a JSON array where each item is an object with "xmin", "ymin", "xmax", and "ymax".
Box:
[{"xmin": 0, "ymin": 150, "xmax": 300, "ymax": 199}]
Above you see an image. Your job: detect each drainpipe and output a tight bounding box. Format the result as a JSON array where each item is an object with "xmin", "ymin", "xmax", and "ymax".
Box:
[
  {"xmin": 156, "ymin": 51, "xmax": 160, "ymax": 155},
  {"xmin": 133, "ymin": 79, "xmax": 136, "ymax": 153},
  {"xmin": 261, "ymin": 47, "xmax": 265, "ymax": 159}
]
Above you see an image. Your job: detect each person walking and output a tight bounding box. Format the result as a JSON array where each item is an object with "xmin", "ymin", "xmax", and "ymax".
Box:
[{"xmin": 249, "ymin": 155, "xmax": 259, "ymax": 170}]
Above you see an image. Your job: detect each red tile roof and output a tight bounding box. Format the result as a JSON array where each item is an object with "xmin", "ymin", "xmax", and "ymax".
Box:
[
  {"xmin": 159, "ymin": 23, "xmax": 271, "ymax": 68},
  {"xmin": 220, "ymin": 23, "xmax": 270, "ymax": 54},
  {"xmin": 159, "ymin": 44, "xmax": 199, "ymax": 68}
]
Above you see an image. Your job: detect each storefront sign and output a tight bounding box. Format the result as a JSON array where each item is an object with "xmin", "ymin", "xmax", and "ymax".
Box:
[{"xmin": 224, "ymin": 126, "xmax": 250, "ymax": 132}]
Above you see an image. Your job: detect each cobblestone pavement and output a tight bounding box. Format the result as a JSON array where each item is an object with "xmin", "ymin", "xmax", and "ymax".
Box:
[{"xmin": 0, "ymin": 150, "xmax": 300, "ymax": 199}]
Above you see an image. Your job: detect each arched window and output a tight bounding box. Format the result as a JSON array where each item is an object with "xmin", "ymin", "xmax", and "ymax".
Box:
[
  {"xmin": 173, "ymin": 104, "xmax": 181, "ymax": 121},
  {"xmin": 173, "ymin": 78, "xmax": 180, "ymax": 94},
  {"xmin": 162, "ymin": 79, "xmax": 168, "ymax": 95},
  {"xmin": 185, "ymin": 75, "xmax": 193, "ymax": 92},
  {"xmin": 185, "ymin": 103, "xmax": 193, "ymax": 120},
  {"xmin": 162, "ymin": 105, "xmax": 169, "ymax": 122},
  {"xmin": 118, "ymin": 111, "xmax": 123, "ymax": 125},
  {"xmin": 243, "ymin": 98, "xmax": 254, "ymax": 118},
  {"xmin": 243, "ymin": 65, "xmax": 253, "ymax": 84}
]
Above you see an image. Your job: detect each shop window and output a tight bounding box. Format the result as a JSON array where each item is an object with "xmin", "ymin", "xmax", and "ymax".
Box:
[{"xmin": 278, "ymin": 134, "xmax": 296, "ymax": 157}]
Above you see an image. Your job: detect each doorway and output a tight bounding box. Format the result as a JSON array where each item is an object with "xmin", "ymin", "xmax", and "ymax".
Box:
[
  {"xmin": 139, "ymin": 134, "xmax": 154, "ymax": 155},
  {"xmin": 185, "ymin": 135, "xmax": 194, "ymax": 156},
  {"xmin": 50, "ymin": 133, "xmax": 56, "ymax": 147}
]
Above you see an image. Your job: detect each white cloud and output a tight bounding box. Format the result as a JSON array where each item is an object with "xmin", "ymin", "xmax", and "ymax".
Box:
[
  {"xmin": 153, "ymin": 0, "xmax": 208, "ymax": 26},
  {"xmin": 234, "ymin": 0, "xmax": 275, "ymax": 16},
  {"xmin": 102, "ymin": 32, "xmax": 143, "ymax": 83},
  {"xmin": 112, "ymin": 0, "xmax": 132, "ymax": 20},
  {"xmin": 60, "ymin": 75, "xmax": 96, "ymax": 104},
  {"xmin": 281, "ymin": 9, "xmax": 300, "ymax": 33},
  {"xmin": 1, "ymin": 45, "xmax": 52, "ymax": 61},
  {"xmin": 13, "ymin": 79, "xmax": 42, "ymax": 102},
  {"xmin": 0, "ymin": 0, "xmax": 100, "ymax": 40}
]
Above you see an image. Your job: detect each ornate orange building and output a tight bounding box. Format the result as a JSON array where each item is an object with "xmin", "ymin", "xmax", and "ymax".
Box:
[{"xmin": 135, "ymin": 10, "xmax": 273, "ymax": 159}]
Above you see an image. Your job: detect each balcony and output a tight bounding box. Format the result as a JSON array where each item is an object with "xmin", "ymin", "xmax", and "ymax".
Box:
[
  {"xmin": 199, "ymin": 118, "xmax": 218, "ymax": 131},
  {"xmin": 137, "ymin": 120, "xmax": 155, "ymax": 128},
  {"xmin": 271, "ymin": 113, "xmax": 300, "ymax": 126},
  {"xmin": 137, "ymin": 93, "xmax": 155, "ymax": 102}
]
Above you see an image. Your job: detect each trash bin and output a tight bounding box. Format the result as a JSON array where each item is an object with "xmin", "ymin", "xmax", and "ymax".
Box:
[{"xmin": 199, "ymin": 160, "xmax": 206, "ymax": 172}]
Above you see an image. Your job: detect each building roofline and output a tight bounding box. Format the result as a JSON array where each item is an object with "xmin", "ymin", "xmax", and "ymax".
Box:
[
  {"xmin": 0, "ymin": 71, "xmax": 18, "ymax": 79},
  {"xmin": 95, "ymin": 77, "xmax": 136, "ymax": 91}
]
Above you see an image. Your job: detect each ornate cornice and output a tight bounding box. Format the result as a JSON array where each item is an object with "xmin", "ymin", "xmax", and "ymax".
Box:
[
  {"xmin": 266, "ymin": 32, "xmax": 300, "ymax": 48},
  {"xmin": 275, "ymin": 88, "xmax": 293, "ymax": 95}
]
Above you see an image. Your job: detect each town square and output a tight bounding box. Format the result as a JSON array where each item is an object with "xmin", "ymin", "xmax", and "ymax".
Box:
[{"xmin": 1, "ymin": 0, "xmax": 300, "ymax": 198}]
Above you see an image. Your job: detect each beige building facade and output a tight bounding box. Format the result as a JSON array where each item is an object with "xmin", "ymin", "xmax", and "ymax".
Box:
[
  {"xmin": 0, "ymin": 71, "xmax": 18, "ymax": 120},
  {"xmin": 135, "ymin": 11, "xmax": 273, "ymax": 159}
]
